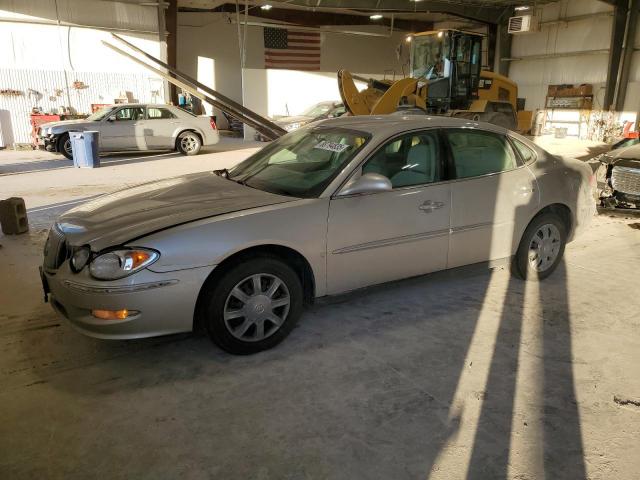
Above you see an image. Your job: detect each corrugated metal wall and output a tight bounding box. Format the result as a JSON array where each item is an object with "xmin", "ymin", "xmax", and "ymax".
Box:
[
  {"xmin": 0, "ymin": 0, "xmax": 162, "ymax": 147},
  {"xmin": 0, "ymin": 69, "xmax": 164, "ymax": 145}
]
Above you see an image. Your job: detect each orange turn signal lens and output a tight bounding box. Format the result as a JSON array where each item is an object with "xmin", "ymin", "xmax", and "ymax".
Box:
[
  {"xmin": 126, "ymin": 251, "xmax": 152, "ymax": 270},
  {"xmin": 91, "ymin": 309, "xmax": 133, "ymax": 320}
]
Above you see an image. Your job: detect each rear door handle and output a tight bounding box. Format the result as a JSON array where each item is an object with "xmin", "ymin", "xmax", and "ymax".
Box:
[{"xmin": 419, "ymin": 200, "xmax": 445, "ymax": 212}]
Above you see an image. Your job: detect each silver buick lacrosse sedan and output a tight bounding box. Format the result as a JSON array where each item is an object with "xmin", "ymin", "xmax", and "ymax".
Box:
[{"xmin": 41, "ymin": 116, "xmax": 595, "ymax": 354}]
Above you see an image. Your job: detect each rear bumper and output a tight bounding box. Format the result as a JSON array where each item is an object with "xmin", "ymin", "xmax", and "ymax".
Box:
[
  {"xmin": 201, "ymin": 130, "xmax": 220, "ymax": 146},
  {"xmin": 44, "ymin": 263, "xmax": 215, "ymax": 339},
  {"xmin": 570, "ymin": 185, "xmax": 597, "ymax": 242}
]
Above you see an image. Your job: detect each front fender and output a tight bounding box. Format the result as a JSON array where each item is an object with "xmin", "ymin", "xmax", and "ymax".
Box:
[{"xmin": 130, "ymin": 199, "xmax": 330, "ymax": 297}]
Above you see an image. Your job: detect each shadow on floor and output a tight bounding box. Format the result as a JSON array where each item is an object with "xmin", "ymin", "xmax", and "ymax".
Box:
[
  {"xmin": 5, "ymin": 255, "xmax": 587, "ymax": 478},
  {"xmin": 0, "ymin": 151, "xmax": 182, "ymax": 176}
]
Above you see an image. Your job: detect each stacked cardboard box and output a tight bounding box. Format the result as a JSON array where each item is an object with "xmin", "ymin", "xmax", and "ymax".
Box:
[{"xmin": 547, "ymin": 84, "xmax": 593, "ymax": 97}]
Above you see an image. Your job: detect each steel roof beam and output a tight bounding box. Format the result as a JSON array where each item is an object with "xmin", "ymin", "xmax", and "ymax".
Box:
[
  {"xmin": 268, "ymin": 0, "xmax": 510, "ymax": 25},
  {"xmin": 196, "ymin": 3, "xmax": 433, "ymax": 31},
  {"xmin": 604, "ymin": 2, "xmax": 628, "ymax": 109}
]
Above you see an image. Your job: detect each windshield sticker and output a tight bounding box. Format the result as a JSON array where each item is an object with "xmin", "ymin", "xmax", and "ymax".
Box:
[{"xmin": 314, "ymin": 141, "xmax": 350, "ymax": 153}]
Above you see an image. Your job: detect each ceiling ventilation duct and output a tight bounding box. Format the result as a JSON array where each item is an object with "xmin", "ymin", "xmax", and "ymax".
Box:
[{"xmin": 508, "ymin": 15, "xmax": 539, "ymax": 34}]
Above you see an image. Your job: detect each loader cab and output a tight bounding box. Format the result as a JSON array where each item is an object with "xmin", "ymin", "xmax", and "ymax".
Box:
[{"xmin": 410, "ymin": 30, "xmax": 483, "ymax": 112}]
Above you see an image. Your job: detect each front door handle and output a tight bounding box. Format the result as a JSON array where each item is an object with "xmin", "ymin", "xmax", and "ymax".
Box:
[{"xmin": 419, "ymin": 200, "xmax": 445, "ymax": 213}]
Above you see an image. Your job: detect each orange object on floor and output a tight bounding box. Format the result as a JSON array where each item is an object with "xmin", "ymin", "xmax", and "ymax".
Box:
[{"xmin": 623, "ymin": 121, "xmax": 639, "ymax": 139}]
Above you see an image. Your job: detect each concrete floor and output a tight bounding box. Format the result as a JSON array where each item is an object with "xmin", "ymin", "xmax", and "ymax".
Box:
[{"xmin": 1, "ymin": 140, "xmax": 639, "ymax": 479}]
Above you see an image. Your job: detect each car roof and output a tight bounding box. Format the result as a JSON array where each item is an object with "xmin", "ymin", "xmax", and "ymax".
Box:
[
  {"xmin": 109, "ymin": 104, "xmax": 178, "ymax": 109},
  {"xmin": 313, "ymin": 114, "xmax": 509, "ymax": 136}
]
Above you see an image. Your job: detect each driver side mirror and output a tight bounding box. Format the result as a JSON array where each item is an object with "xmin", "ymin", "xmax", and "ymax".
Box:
[
  {"xmin": 107, "ymin": 115, "xmax": 116, "ymax": 122},
  {"xmin": 339, "ymin": 172, "xmax": 392, "ymax": 196}
]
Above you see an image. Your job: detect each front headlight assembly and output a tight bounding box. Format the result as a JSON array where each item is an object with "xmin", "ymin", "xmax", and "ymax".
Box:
[
  {"xmin": 89, "ymin": 248, "xmax": 159, "ymax": 280},
  {"xmin": 70, "ymin": 246, "xmax": 92, "ymax": 273}
]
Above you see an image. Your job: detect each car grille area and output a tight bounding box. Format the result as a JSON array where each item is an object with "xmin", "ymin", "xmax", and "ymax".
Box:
[
  {"xmin": 43, "ymin": 225, "xmax": 69, "ymax": 271},
  {"xmin": 611, "ymin": 166, "xmax": 640, "ymax": 196}
]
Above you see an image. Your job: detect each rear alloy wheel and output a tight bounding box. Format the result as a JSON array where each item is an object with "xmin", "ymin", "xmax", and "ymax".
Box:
[
  {"xmin": 201, "ymin": 257, "xmax": 303, "ymax": 354},
  {"xmin": 58, "ymin": 133, "xmax": 72, "ymax": 160},
  {"xmin": 177, "ymin": 131, "xmax": 202, "ymax": 156},
  {"xmin": 514, "ymin": 213, "xmax": 567, "ymax": 280}
]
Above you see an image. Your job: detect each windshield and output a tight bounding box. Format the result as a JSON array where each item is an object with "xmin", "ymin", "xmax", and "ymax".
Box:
[
  {"xmin": 87, "ymin": 106, "xmax": 117, "ymax": 121},
  {"xmin": 302, "ymin": 103, "xmax": 333, "ymax": 117},
  {"xmin": 229, "ymin": 127, "xmax": 370, "ymax": 198},
  {"xmin": 411, "ymin": 33, "xmax": 448, "ymax": 80}
]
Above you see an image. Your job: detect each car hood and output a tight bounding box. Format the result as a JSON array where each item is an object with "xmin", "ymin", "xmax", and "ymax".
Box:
[
  {"xmin": 40, "ymin": 119, "xmax": 90, "ymax": 130},
  {"xmin": 56, "ymin": 172, "xmax": 294, "ymax": 250},
  {"xmin": 601, "ymin": 144, "xmax": 640, "ymax": 168},
  {"xmin": 277, "ymin": 115, "xmax": 313, "ymax": 126}
]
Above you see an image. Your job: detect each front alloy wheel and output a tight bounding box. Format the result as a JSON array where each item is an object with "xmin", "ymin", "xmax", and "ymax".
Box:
[
  {"xmin": 201, "ymin": 256, "xmax": 303, "ymax": 354},
  {"xmin": 223, "ymin": 273, "xmax": 290, "ymax": 342},
  {"xmin": 58, "ymin": 133, "xmax": 73, "ymax": 160}
]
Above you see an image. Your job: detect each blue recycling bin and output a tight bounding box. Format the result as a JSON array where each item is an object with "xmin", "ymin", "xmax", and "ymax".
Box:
[{"xmin": 70, "ymin": 131, "xmax": 100, "ymax": 168}]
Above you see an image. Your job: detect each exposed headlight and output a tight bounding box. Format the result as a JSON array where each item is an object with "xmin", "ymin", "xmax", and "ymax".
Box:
[
  {"xmin": 89, "ymin": 248, "xmax": 159, "ymax": 280},
  {"xmin": 284, "ymin": 122, "xmax": 301, "ymax": 131},
  {"xmin": 70, "ymin": 246, "xmax": 91, "ymax": 273}
]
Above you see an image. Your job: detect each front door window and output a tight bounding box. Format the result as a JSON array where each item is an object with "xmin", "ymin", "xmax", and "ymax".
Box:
[
  {"xmin": 114, "ymin": 107, "xmax": 145, "ymax": 121},
  {"xmin": 362, "ymin": 131, "xmax": 442, "ymax": 188}
]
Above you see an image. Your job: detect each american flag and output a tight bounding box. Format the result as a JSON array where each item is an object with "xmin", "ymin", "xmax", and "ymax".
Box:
[{"xmin": 264, "ymin": 27, "xmax": 321, "ymax": 71}]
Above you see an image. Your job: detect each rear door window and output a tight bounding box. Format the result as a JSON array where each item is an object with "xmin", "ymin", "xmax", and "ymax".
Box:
[
  {"xmin": 445, "ymin": 129, "xmax": 517, "ymax": 179},
  {"xmin": 511, "ymin": 137, "xmax": 536, "ymax": 164},
  {"xmin": 147, "ymin": 107, "xmax": 177, "ymax": 120}
]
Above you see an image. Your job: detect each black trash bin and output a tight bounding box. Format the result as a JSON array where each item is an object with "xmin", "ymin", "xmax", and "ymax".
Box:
[{"xmin": 70, "ymin": 130, "xmax": 100, "ymax": 168}]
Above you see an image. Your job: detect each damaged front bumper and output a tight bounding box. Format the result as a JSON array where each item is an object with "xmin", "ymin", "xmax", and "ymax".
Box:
[
  {"xmin": 600, "ymin": 189, "xmax": 640, "ymax": 208},
  {"xmin": 39, "ymin": 134, "xmax": 60, "ymax": 152},
  {"xmin": 599, "ymin": 164, "xmax": 640, "ymax": 209}
]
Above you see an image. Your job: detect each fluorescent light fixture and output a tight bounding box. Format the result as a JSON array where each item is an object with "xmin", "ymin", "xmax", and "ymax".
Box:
[
  {"xmin": 405, "ymin": 35, "xmax": 413, "ymax": 43},
  {"xmin": 514, "ymin": 5, "xmax": 530, "ymax": 10},
  {"xmin": 261, "ymin": 4, "xmax": 272, "ymax": 10},
  {"xmin": 437, "ymin": 31, "xmax": 443, "ymax": 38},
  {"xmin": 370, "ymin": 14, "xmax": 383, "ymax": 20}
]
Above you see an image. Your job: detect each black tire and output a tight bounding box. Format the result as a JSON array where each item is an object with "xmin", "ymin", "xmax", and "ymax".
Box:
[
  {"xmin": 200, "ymin": 256, "xmax": 303, "ymax": 355},
  {"xmin": 513, "ymin": 212, "xmax": 567, "ymax": 281},
  {"xmin": 57, "ymin": 133, "xmax": 72, "ymax": 160},
  {"xmin": 176, "ymin": 131, "xmax": 202, "ymax": 156}
]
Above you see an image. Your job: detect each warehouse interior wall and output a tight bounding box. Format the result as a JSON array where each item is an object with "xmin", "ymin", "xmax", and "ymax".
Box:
[
  {"xmin": 177, "ymin": 12, "xmax": 407, "ymax": 130},
  {"xmin": 625, "ymin": 20, "xmax": 640, "ymax": 114},
  {"xmin": 508, "ymin": 0, "xmax": 614, "ymax": 112},
  {"xmin": 0, "ymin": 0, "xmax": 162, "ymax": 145}
]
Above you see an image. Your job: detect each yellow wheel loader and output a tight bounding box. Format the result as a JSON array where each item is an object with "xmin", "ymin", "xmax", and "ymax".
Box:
[{"xmin": 338, "ymin": 30, "xmax": 525, "ymax": 131}]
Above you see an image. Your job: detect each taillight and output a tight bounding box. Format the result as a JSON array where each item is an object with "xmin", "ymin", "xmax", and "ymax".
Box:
[{"xmin": 209, "ymin": 117, "xmax": 217, "ymax": 130}]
